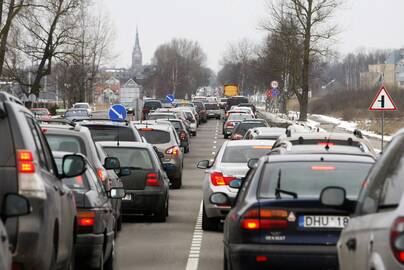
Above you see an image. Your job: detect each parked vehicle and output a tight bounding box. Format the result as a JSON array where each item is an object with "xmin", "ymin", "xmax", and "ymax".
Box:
[
  {"xmin": 230, "ymin": 119, "xmax": 268, "ymax": 140},
  {"xmin": 338, "ymin": 129, "xmax": 404, "ymax": 270},
  {"xmin": 53, "ymin": 151, "xmax": 125, "ymax": 269},
  {"xmin": 205, "ymin": 103, "xmax": 221, "ymax": 119},
  {"xmin": 136, "ymin": 124, "xmax": 184, "ymax": 189},
  {"xmin": 223, "ymin": 113, "xmax": 254, "ymax": 139},
  {"xmin": 0, "ymin": 92, "xmax": 86, "ymax": 270},
  {"xmin": 197, "ymin": 140, "xmax": 274, "ymax": 231},
  {"xmin": 217, "ymin": 151, "xmax": 375, "ymax": 270},
  {"xmin": 98, "ymin": 142, "xmax": 170, "ymax": 222}
]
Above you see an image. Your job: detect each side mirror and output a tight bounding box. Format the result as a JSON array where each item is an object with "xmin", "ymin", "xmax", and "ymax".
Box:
[
  {"xmin": 62, "ymin": 154, "xmax": 86, "ymax": 178},
  {"xmin": 2, "ymin": 194, "xmax": 31, "ymax": 218},
  {"xmin": 118, "ymin": 167, "xmax": 132, "ymax": 177},
  {"xmin": 320, "ymin": 187, "xmax": 346, "ymax": 207},
  {"xmin": 108, "ymin": 188, "xmax": 126, "ymax": 199},
  {"xmin": 229, "ymin": 179, "xmax": 243, "ymax": 189},
  {"xmin": 209, "ymin": 192, "xmax": 230, "ymax": 206},
  {"xmin": 104, "ymin": 157, "xmax": 121, "ymax": 170},
  {"xmin": 247, "ymin": 158, "xmax": 259, "ymax": 169},
  {"xmin": 197, "ymin": 160, "xmax": 210, "ymax": 169},
  {"xmin": 158, "ymin": 151, "xmax": 165, "ymax": 159}
]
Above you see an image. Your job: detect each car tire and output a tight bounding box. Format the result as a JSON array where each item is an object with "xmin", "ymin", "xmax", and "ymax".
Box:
[
  {"xmin": 104, "ymin": 238, "xmax": 115, "ymax": 270},
  {"xmin": 154, "ymin": 199, "xmax": 167, "ymax": 222},
  {"xmin": 202, "ymin": 205, "xmax": 218, "ymax": 231},
  {"xmin": 172, "ymin": 175, "xmax": 182, "ymax": 189}
]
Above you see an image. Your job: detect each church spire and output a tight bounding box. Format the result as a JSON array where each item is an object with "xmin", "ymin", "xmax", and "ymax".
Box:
[{"xmin": 135, "ymin": 26, "xmax": 140, "ymax": 48}]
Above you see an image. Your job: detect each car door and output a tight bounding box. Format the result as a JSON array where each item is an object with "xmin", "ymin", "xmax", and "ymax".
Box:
[{"xmin": 31, "ymin": 118, "xmax": 75, "ymax": 263}]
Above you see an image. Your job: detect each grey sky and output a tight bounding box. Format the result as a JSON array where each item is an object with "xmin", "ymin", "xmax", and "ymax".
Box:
[{"xmin": 102, "ymin": 0, "xmax": 404, "ymax": 71}]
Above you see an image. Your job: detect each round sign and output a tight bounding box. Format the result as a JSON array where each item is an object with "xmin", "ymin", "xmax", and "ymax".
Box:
[
  {"xmin": 271, "ymin": 81, "xmax": 279, "ymax": 89},
  {"xmin": 28, "ymin": 94, "xmax": 37, "ymax": 102}
]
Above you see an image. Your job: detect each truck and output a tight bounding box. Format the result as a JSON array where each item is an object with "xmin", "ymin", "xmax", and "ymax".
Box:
[{"xmin": 223, "ymin": 84, "xmax": 239, "ymax": 97}]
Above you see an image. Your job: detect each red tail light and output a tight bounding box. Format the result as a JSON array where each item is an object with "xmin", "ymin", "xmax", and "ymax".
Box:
[
  {"xmin": 232, "ymin": 134, "xmax": 243, "ymax": 140},
  {"xmin": 391, "ymin": 217, "xmax": 404, "ymax": 264},
  {"xmin": 97, "ymin": 167, "xmax": 107, "ymax": 182},
  {"xmin": 146, "ymin": 172, "xmax": 160, "ymax": 186},
  {"xmin": 166, "ymin": 146, "xmax": 180, "ymax": 157},
  {"xmin": 77, "ymin": 211, "xmax": 95, "ymax": 227},
  {"xmin": 226, "ymin": 122, "xmax": 235, "ymax": 127},
  {"xmin": 17, "ymin": 150, "xmax": 35, "ymax": 173},
  {"xmin": 210, "ymin": 171, "xmax": 236, "ymax": 186},
  {"xmin": 179, "ymin": 131, "xmax": 187, "ymax": 140},
  {"xmin": 241, "ymin": 208, "xmax": 289, "ymax": 230}
]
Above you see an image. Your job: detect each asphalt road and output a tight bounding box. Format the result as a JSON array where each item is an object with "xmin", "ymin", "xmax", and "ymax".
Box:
[{"xmin": 116, "ymin": 119, "xmax": 225, "ymax": 270}]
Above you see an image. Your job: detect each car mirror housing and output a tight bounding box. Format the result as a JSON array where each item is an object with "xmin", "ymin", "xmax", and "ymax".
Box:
[
  {"xmin": 197, "ymin": 160, "xmax": 210, "ymax": 169},
  {"xmin": 320, "ymin": 186, "xmax": 346, "ymax": 207},
  {"xmin": 2, "ymin": 194, "xmax": 31, "ymax": 219},
  {"xmin": 247, "ymin": 158, "xmax": 259, "ymax": 169},
  {"xmin": 229, "ymin": 179, "xmax": 243, "ymax": 189},
  {"xmin": 62, "ymin": 154, "xmax": 86, "ymax": 178},
  {"xmin": 104, "ymin": 157, "xmax": 121, "ymax": 170},
  {"xmin": 209, "ymin": 192, "xmax": 230, "ymax": 206},
  {"xmin": 108, "ymin": 188, "xmax": 126, "ymax": 199},
  {"xmin": 118, "ymin": 167, "xmax": 132, "ymax": 177}
]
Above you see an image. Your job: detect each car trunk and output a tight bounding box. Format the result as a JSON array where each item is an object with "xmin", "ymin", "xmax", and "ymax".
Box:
[
  {"xmin": 220, "ymin": 163, "xmax": 249, "ymax": 193},
  {"xmin": 121, "ymin": 169, "xmax": 155, "ymax": 190}
]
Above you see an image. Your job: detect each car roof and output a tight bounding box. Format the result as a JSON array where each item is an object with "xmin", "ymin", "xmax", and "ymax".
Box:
[
  {"xmin": 135, "ymin": 124, "xmax": 172, "ymax": 132},
  {"xmin": 272, "ymin": 144, "xmax": 376, "ymax": 158},
  {"xmin": 265, "ymin": 153, "xmax": 375, "ymax": 163},
  {"xmin": 96, "ymin": 141, "xmax": 152, "ymax": 149},
  {"xmin": 225, "ymin": 140, "xmax": 275, "ymax": 147},
  {"xmin": 254, "ymin": 127, "xmax": 286, "ymax": 135},
  {"xmin": 278, "ymin": 132, "xmax": 363, "ymax": 142}
]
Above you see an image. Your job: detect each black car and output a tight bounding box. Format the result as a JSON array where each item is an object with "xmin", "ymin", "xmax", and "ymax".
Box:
[
  {"xmin": 230, "ymin": 119, "xmax": 268, "ymax": 140},
  {"xmin": 0, "ymin": 92, "xmax": 86, "ymax": 270},
  {"xmin": 216, "ymin": 152, "xmax": 375, "ymax": 270},
  {"xmin": 226, "ymin": 96, "xmax": 249, "ymax": 111},
  {"xmin": 192, "ymin": 101, "xmax": 207, "ymax": 123},
  {"xmin": 53, "ymin": 152, "xmax": 125, "ymax": 270},
  {"xmin": 98, "ymin": 142, "xmax": 170, "ymax": 222},
  {"xmin": 142, "ymin": 99, "xmax": 163, "ymax": 120}
]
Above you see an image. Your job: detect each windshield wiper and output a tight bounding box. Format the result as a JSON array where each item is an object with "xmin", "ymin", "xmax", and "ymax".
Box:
[{"xmin": 275, "ymin": 170, "xmax": 298, "ymax": 199}]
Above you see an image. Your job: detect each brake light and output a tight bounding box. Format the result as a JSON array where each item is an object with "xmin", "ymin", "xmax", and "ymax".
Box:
[
  {"xmin": 97, "ymin": 168, "xmax": 107, "ymax": 182},
  {"xmin": 210, "ymin": 171, "xmax": 236, "ymax": 186},
  {"xmin": 232, "ymin": 134, "xmax": 243, "ymax": 140},
  {"xmin": 256, "ymin": 256, "xmax": 268, "ymax": 263},
  {"xmin": 77, "ymin": 211, "xmax": 95, "ymax": 227},
  {"xmin": 226, "ymin": 122, "xmax": 235, "ymax": 127},
  {"xmin": 165, "ymin": 146, "xmax": 180, "ymax": 157},
  {"xmin": 318, "ymin": 142, "xmax": 335, "ymax": 146},
  {"xmin": 241, "ymin": 208, "xmax": 289, "ymax": 230},
  {"xmin": 311, "ymin": 166, "xmax": 336, "ymax": 171},
  {"xmin": 141, "ymin": 128, "xmax": 154, "ymax": 131},
  {"xmin": 146, "ymin": 172, "xmax": 160, "ymax": 186},
  {"xmin": 391, "ymin": 217, "xmax": 404, "ymax": 264},
  {"xmin": 179, "ymin": 131, "xmax": 187, "ymax": 140},
  {"xmin": 17, "ymin": 150, "xmax": 35, "ymax": 173}
]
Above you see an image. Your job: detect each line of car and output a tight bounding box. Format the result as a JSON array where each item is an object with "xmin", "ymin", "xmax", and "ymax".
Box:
[{"xmin": 196, "ymin": 100, "xmax": 404, "ymax": 270}]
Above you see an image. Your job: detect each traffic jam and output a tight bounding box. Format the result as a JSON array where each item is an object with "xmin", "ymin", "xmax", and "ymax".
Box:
[{"xmin": 1, "ymin": 89, "xmax": 404, "ymax": 270}]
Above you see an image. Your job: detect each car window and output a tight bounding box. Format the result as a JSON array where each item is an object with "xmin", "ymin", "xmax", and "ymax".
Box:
[
  {"xmin": 148, "ymin": 114, "xmax": 176, "ymax": 120},
  {"xmin": 169, "ymin": 121, "xmax": 183, "ymax": 131},
  {"xmin": 138, "ymin": 130, "xmax": 171, "ymax": 144},
  {"xmin": 205, "ymin": 104, "xmax": 219, "ymax": 110},
  {"xmin": 102, "ymin": 147, "xmax": 154, "ymax": 170},
  {"xmin": 234, "ymin": 123, "xmax": 266, "ymax": 136},
  {"xmin": 46, "ymin": 135, "xmax": 86, "ymax": 154},
  {"xmin": 259, "ymin": 162, "xmax": 372, "ymax": 200},
  {"xmin": 0, "ymin": 115, "xmax": 15, "ymax": 166},
  {"xmin": 144, "ymin": 101, "xmax": 162, "ymax": 110},
  {"xmin": 86, "ymin": 126, "xmax": 138, "ymax": 142},
  {"xmin": 55, "ymin": 157, "xmax": 90, "ymax": 190},
  {"xmin": 221, "ymin": 145, "xmax": 272, "ymax": 163}
]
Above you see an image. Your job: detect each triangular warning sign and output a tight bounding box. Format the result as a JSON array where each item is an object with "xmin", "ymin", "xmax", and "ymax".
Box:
[{"xmin": 369, "ymin": 85, "xmax": 398, "ymax": 111}]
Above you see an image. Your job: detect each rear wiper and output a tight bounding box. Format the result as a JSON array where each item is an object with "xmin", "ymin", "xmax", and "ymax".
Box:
[
  {"xmin": 127, "ymin": 167, "xmax": 145, "ymax": 170},
  {"xmin": 275, "ymin": 170, "xmax": 298, "ymax": 199}
]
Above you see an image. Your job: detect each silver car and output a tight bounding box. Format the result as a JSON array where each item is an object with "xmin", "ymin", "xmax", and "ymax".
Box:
[
  {"xmin": 338, "ymin": 129, "xmax": 404, "ymax": 270},
  {"xmin": 205, "ymin": 103, "xmax": 221, "ymax": 119},
  {"xmin": 135, "ymin": 124, "xmax": 184, "ymax": 189},
  {"xmin": 197, "ymin": 140, "xmax": 274, "ymax": 231}
]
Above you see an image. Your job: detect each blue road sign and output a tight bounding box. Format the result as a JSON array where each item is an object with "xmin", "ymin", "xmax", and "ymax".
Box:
[
  {"xmin": 272, "ymin": 88, "xmax": 280, "ymax": 97},
  {"xmin": 166, "ymin": 94, "xmax": 175, "ymax": 104},
  {"xmin": 108, "ymin": 104, "xmax": 127, "ymax": 121}
]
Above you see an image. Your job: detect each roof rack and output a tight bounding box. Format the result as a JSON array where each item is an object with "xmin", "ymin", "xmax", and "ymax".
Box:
[{"xmin": 38, "ymin": 119, "xmax": 77, "ymax": 127}]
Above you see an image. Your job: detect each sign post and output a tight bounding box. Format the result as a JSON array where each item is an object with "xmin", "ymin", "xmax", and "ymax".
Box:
[{"xmin": 369, "ymin": 85, "xmax": 398, "ymax": 152}]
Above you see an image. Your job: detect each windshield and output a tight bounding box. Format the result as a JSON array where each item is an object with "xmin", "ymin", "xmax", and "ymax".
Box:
[
  {"xmin": 32, "ymin": 109, "xmax": 49, "ymax": 115},
  {"xmin": 259, "ymin": 162, "xmax": 372, "ymax": 200},
  {"xmin": 205, "ymin": 104, "xmax": 219, "ymax": 110},
  {"xmin": 234, "ymin": 122, "xmax": 267, "ymax": 136},
  {"xmin": 139, "ymin": 130, "xmax": 171, "ymax": 144},
  {"xmin": 103, "ymin": 147, "xmax": 154, "ymax": 169},
  {"xmin": 228, "ymin": 114, "xmax": 253, "ymax": 121},
  {"xmin": 74, "ymin": 104, "xmax": 89, "ymax": 109},
  {"xmin": 222, "ymin": 145, "xmax": 272, "ymax": 163},
  {"xmin": 169, "ymin": 121, "xmax": 183, "ymax": 131},
  {"xmin": 144, "ymin": 101, "xmax": 162, "ymax": 110},
  {"xmin": 86, "ymin": 126, "xmax": 138, "ymax": 142},
  {"xmin": 65, "ymin": 110, "xmax": 89, "ymax": 117},
  {"xmin": 148, "ymin": 114, "xmax": 177, "ymax": 120},
  {"xmin": 46, "ymin": 135, "xmax": 86, "ymax": 154}
]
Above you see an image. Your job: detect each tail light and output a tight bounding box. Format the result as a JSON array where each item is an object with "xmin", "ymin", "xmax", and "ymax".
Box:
[
  {"xmin": 241, "ymin": 208, "xmax": 289, "ymax": 230},
  {"xmin": 210, "ymin": 171, "xmax": 236, "ymax": 186},
  {"xmin": 179, "ymin": 131, "xmax": 187, "ymax": 140},
  {"xmin": 143, "ymin": 108, "xmax": 150, "ymax": 114},
  {"xmin": 232, "ymin": 134, "xmax": 243, "ymax": 140},
  {"xmin": 17, "ymin": 150, "xmax": 35, "ymax": 173},
  {"xmin": 146, "ymin": 172, "xmax": 160, "ymax": 186},
  {"xmin": 166, "ymin": 146, "xmax": 180, "ymax": 157},
  {"xmin": 97, "ymin": 167, "xmax": 108, "ymax": 182},
  {"xmin": 226, "ymin": 122, "xmax": 235, "ymax": 128},
  {"xmin": 77, "ymin": 211, "xmax": 96, "ymax": 227},
  {"xmin": 391, "ymin": 217, "xmax": 404, "ymax": 264}
]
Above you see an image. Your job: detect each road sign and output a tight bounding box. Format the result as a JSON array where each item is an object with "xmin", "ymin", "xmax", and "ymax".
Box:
[
  {"xmin": 109, "ymin": 104, "xmax": 127, "ymax": 121},
  {"xmin": 369, "ymin": 85, "xmax": 397, "ymax": 111},
  {"xmin": 272, "ymin": 89, "xmax": 280, "ymax": 97},
  {"xmin": 271, "ymin": 81, "xmax": 279, "ymax": 89},
  {"xmin": 166, "ymin": 94, "xmax": 175, "ymax": 104}
]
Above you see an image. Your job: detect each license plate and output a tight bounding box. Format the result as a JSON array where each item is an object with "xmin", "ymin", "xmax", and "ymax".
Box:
[
  {"xmin": 122, "ymin": 194, "xmax": 132, "ymax": 201},
  {"xmin": 299, "ymin": 216, "xmax": 349, "ymax": 228}
]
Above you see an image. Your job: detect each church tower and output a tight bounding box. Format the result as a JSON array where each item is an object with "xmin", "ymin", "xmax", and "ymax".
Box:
[{"xmin": 132, "ymin": 27, "xmax": 143, "ymax": 75}]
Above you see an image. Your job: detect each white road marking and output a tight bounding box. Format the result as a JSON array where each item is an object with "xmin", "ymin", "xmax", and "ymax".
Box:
[
  {"xmin": 213, "ymin": 141, "xmax": 217, "ymax": 144},
  {"xmin": 212, "ymin": 152, "xmax": 216, "ymax": 155},
  {"xmin": 213, "ymin": 146, "xmax": 217, "ymax": 149},
  {"xmin": 185, "ymin": 202, "xmax": 204, "ymax": 270}
]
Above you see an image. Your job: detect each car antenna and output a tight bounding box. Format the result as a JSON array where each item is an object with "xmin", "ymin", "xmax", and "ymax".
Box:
[
  {"xmin": 275, "ymin": 170, "xmax": 282, "ymax": 199},
  {"xmin": 324, "ymin": 124, "xmax": 337, "ymax": 151}
]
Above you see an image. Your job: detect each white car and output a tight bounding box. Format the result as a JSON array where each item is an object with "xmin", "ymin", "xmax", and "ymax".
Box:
[{"xmin": 73, "ymin": 102, "xmax": 92, "ymax": 116}]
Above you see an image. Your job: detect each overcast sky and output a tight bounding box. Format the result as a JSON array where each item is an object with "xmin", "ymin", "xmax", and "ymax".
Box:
[{"xmin": 101, "ymin": 0, "xmax": 404, "ymax": 71}]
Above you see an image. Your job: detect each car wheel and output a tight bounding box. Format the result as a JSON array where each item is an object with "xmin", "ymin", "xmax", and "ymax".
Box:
[
  {"xmin": 103, "ymin": 238, "xmax": 115, "ymax": 270},
  {"xmin": 172, "ymin": 175, "xmax": 182, "ymax": 189},
  {"xmin": 202, "ymin": 205, "xmax": 218, "ymax": 231},
  {"xmin": 154, "ymin": 199, "xmax": 167, "ymax": 222}
]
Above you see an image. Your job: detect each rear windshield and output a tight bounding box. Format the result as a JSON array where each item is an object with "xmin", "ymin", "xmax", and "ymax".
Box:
[
  {"xmin": 228, "ymin": 97, "xmax": 249, "ymax": 106},
  {"xmin": 259, "ymin": 162, "xmax": 372, "ymax": 200},
  {"xmin": 46, "ymin": 135, "xmax": 86, "ymax": 154},
  {"xmin": 32, "ymin": 109, "xmax": 49, "ymax": 115},
  {"xmin": 148, "ymin": 114, "xmax": 176, "ymax": 120},
  {"xmin": 74, "ymin": 104, "xmax": 89, "ymax": 109},
  {"xmin": 169, "ymin": 121, "xmax": 183, "ymax": 131},
  {"xmin": 54, "ymin": 157, "xmax": 90, "ymax": 190},
  {"xmin": 205, "ymin": 104, "xmax": 219, "ymax": 110},
  {"xmin": 139, "ymin": 130, "xmax": 171, "ymax": 144},
  {"xmin": 234, "ymin": 123, "xmax": 267, "ymax": 136},
  {"xmin": 144, "ymin": 101, "xmax": 162, "ymax": 110},
  {"xmin": 0, "ymin": 116, "xmax": 15, "ymax": 166},
  {"xmin": 103, "ymin": 147, "xmax": 154, "ymax": 170},
  {"xmin": 222, "ymin": 145, "xmax": 272, "ymax": 163},
  {"xmin": 65, "ymin": 110, "xmax": 89, "ymax": 117},
  {"xmin": 228, "ymin": 114, "xmax": 253, "ymax": 121},
  {"xmin": 86, "ymin": 126, "xmax": 138, "ymax": 142}
]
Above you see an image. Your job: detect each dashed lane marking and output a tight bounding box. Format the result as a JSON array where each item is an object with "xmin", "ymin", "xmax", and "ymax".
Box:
[{"xmin": 185, "ymin": 202, "xmax": 204, "ymax": 270}]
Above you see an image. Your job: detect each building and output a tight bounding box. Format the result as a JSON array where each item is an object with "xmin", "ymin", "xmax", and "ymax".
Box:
[
  {"xmin": 360, "ymin": 48, "xmax": 404, "ymax": 89},
  {"xmin": 131, "ymin": 27, "xmax": 143, "ymax": 77}
]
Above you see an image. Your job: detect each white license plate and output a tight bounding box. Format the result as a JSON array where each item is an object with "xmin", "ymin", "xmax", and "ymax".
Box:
[
  {"xmin": 122, "ymin": 194, "xmax": 132, "ymax": 201},
  {"xmin": 299, "ymin": 216, "xmax": 349, "ymax": 228}
]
